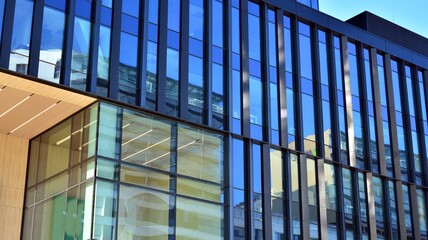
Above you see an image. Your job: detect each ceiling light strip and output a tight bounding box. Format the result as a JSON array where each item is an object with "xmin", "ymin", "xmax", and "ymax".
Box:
[
  {"xmin": 0, "ymin": 93, "xmax": 34, "ymax": 118},
  {"xmin": 8, "ymin": 101, "xmax": 60, "ymax": 134}
]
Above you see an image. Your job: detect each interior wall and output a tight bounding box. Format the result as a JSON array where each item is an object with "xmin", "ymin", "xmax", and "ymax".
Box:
[{"xmin": 0, "ymin": 133, "xmax": 29, "ymax": 240}]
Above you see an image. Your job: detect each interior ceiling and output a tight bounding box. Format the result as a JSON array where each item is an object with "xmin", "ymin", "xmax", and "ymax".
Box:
[{"xmin": 0, "ymin": 71, "xmax": 96, "ymax": 139}]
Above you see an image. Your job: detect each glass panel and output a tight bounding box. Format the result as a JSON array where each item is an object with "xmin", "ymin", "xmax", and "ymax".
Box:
[
  {"xmin": 93, "ymin": 180, "xmax": 117, "ymax": 240},
  {"xmin": 177, "ymin": 177, "xmax": 222, "ymax": 202},
  {"xmin": 233, "ymin": 138, "xmax": 245, "ymax": 189},
  {"xmin": 188, "ymin": 55, "xmax": 204, "ymax": 110},
  {"xmin": 189, "ymin": 0, "xmax": 203, "ymax": 40},
  {"xmin": 373, "ymin": 177, "xmax": 385, "ymax": 238},
  {"xmin": 253, "ymin": 144, "xmax": 262, "ymax": 193},
  {"xmin": 176, "ymin": 197, "xmax": 223, "ymax": 239},
  {"xmin": 98, "ymin": 103, "xmax": 120, "ymax": 159},
  {"xmin": 38, "ymin": 6, "xmax": 65, "ymax": 83},
  {"xmin": 212, "ymin": 0, "xmax": 223, "ymax": 47},
  {"xmin": 97, "ymin": 26, "xmax": 111, "ymax": 93},
  {"xmin": 121, "ymin": 109, "xmax": 172, "ymax": 171},
  {"xmin": 166, "ymin": 48, "xmax": 179, "ymax": 116},
  {"xmin": 324, "ymin": 163, "xmax": 337, "ymax": 238},
  {"xmin": 167, "ymin": 0, "xmax": 180, "ymax": 31},
  {"xmin": 417, "ymin": 190, "xmax": 428, "ymax": 238},
  {"xmin": 177, "ymin": 124, "xmax": 223, "ymax": 183},
  {"xmin": 270, "ymin": 149, "xmax": 283, "ymax": 198},
  {"xmin": 70, "ymin": 17, "xmax": 91, "ymax": 90},
  {"xmin": 250, "ymin": 76, "xmax": 263, "ymax": 126},
  {"xmin": 402, "ymin": 184, "xmax": 413, "ymax": 238},
  {"xmin": 118, "ymin": 32, "xmax": 138, "ymax": 105},
  {"xmin": 342, "ymin": 168, "xmax": 354, "ymax": 236},
  {"xmin": 9, "ymin": 0, "xmax": 34, "ymax": 73},
  {"xmin": 118, "ymin": 185, "xmax": 171, "ymax": 239},
  {"xmin": 121, "ymin": 164, "xmax": 170, "ymax": 192},
  {"xmin": 32, "ymin": 193, "xmax": 67, "ymax": 239},
  {"xmin": 0, "ymin": 0, "xmax": 5, "ymax": 40}
]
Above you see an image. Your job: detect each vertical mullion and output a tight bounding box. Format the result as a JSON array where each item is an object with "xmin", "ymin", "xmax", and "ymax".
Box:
[
  {"xmin": 246, "ymin": 140, "xmax": 254, "ymax": 239},
  {"xmin": 179, "ymin": 0, "xmax": 189, "ymax": 119},
  {"xmin": 276, "ymin": 9, "xmax": 288, "ymax": 148},
  {"xmin": 240, "ymin": 0, "xmax": 250, "ymax": 137},
  {"xmin": 260, "ymin": 3, "xmax": 271, "ymax": 142},
  {"xmin": 293, "ymin": 16, "xmax": 302, "ymax": 152},
  {"xmin": 60, "ymin": 0, "xmax": 76, "ymax": 86},
  {"xmin": 225, "ymin": 0, "xmax": 232, "ymax": 131},
  {"xmin": 204, "ymin": 0, "xmax": 212, "ymax": 126},
  {"xmin": 424, "ymin": 70, "xmax": 428, "ymax": 186},
  {"xmin": 28, "ymin": 0, "xmax": 44, "ymax": 77},
  {"xmin": 262, "ymin": 143, "xmax": 272, "ymax": 240},
  {"xmin": 169, "ymin": 123, "xmax": 178, "ymax": 238},
  {"xmin": 352, "ymin": 171, "xmax": 362, "ymax": 239},
  {"xmin": 108, "ymin": 0, "xmax": 122, "ymax": 100},
  {"xmin": 156, "ymin": 0, "xmax": 168, "ymax": 113},
  {"xmin": 225, "ymin": 135, "xmax": 234, "ymax": 240},
  {"xmin": 87, "ymin": 0, "xmax": 101, "ymax": 93},
  {"xmin": 357, "ymin": 43, "xmax": 371, "ymax": 171},
  {"xmin": 138, "ymin": 0, "xmax": 149, "ymax": 107}
]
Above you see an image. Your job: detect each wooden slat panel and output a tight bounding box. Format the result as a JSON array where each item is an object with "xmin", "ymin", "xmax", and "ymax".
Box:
[
  {"xmin": 0, "ymin": 206, "xmax": 22, "ymax": 240},
  {"xmin": 0, "ymin": 72, "xmax": 95, "ymax": 106},
  {"xmin": 0, "ymin": 186, "xmax": 24, "ymax": 208},
  {"xmin": 12, "ymin": 101, "xmax": 81, "ymax": 139},
  {"xmin": 0, "ymin": 95, "xmax": 57, "ymax": 134},
  {"xmin": 0, "ymin": 87, "xmax": 31, "ymax": 114},
  {"xmin": 0, "ymin": 135, "xmax": 5, "ymax": 185}
]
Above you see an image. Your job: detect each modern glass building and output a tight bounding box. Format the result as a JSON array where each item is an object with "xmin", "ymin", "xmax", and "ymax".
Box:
[{"xmin": 0, "ymin": 0, "xmax": 428, "ymax": 239}]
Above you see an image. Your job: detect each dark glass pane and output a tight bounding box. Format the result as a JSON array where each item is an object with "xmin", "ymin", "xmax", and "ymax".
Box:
[
  {"xmin": 70, "ymin": 17, "xmax": 91, "ymax": 90},
  {"xmin": 148, "ymin": 0, "xmax": 159, "ymax": 24},
  {"xmin": 212, "ymin": 0, "xmax": 223, "ymax": 47},
  {"xmin": 168, "ymin": 0, "xmax": 180, "ymax": 31},
  {"xmin": 44, "ymin": 0, "xmax": 65, "ymax": 10},
  {"xmin": 253, "ymin": 144, "xmax": 262, "ymax": 193},
  {"xmin": 189, "ymin": 0, "xmax": 204, "ymax": 40},
  {"xmin": 75, "ymin": 0, "xmax": 91, "ymax": 19},
  {"xmin": 121, "ymin": 14, "xmax": 138, "ymax": 35},
  {"xmin": 233, "ymin": 139, "xmax": 244, "ymax": 189},
  {"xmin": 122, "ymin": 0, "xmax": 139, "ymax": 17}
]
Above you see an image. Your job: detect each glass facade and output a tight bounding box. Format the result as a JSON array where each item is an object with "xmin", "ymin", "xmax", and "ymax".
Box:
[{"xmin": 5, "ymin": 0, "xmax": 427, "ymax": 239}]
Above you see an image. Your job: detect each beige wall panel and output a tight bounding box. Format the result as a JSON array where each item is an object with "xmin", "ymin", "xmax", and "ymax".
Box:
[
  {"xmin": 0, "ymin": 206, "xmax": 23, "ymax": 240},
  {"xmin": 2, "ymin": 135, "xmax": 29, "ymax": 189},
  {"xmin": 0, "ymin": 185, "xmax": 24, "ymax": 208},
  {"xmin": 0, "ymin": 134, "xmax": 6, "ymax": 184}
]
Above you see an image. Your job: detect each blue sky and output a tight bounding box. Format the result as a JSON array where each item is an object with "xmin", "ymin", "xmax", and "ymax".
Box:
[{"xmin": 319, "ymin": 0, "xmax": 428, "ymax": 38}]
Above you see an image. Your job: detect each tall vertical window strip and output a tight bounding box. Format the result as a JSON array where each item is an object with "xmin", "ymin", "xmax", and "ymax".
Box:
[
  {"xmin": 248, "ymin": 2, "xmax": 263, "ymax": 140},
  {"xmin": 324, "ymin": 163, "xmax": 338, "ymax": 238},
  {"xmin": 270, "ymin": 149, "xmax": 285, "ymax": 239},
  {"xmin": 188, "ymin": 0, "xmax": 205, "ymax": 123},
  {"xmin": 9, "ymin": 0, "xmax": 34, "ymax": 74},
  {"xmin": 334, "ymin": 36, "xmax": 348, "ymax": 162},
  {"xmin": 70, "ymin": 17, "xmax": 91, "ymax": 91},
  {"xmin": 417, "ymin": 190, "xmax": 428, "ymax": 239},
  {"xmin": 363, "ymin": 49, "xmax": 379, "ymax": 172},
  {"xmin": 37, "ymin": 6, "xmax": 65, "ymax": 83},
  {"xmin": 307, "ymin": 159, "xmax": 319, "ymax": 239},
  {"xmin": 231, "ymin": 3, "xmax": 241, "ymax": 134},
  {"xmin": 377, "ymin": 54, "xmax": 394, "ymax": 177},
  {"xmin": 318, "ymin": 30, "xmax": 332, "ymax": 159},
  {"xmin": 347, "ymin": 42, "xmax": 365, "ymax": 168},
  {"xmin": 166, "ymin": 0, "xmax": 181, "ymax": 116},
  {"xmin": 0, "ymin": 0, "xmax": 5, "ymax": 41},
  {"xmin": 232, "ymin": 138, "xmax": 246, "ymax": 239},
  {"xmin": 211, "ymin": 0, "xmax": 224, "ymax": 129},
  {"xmin": 391, "ymin": 60, "xmax": 404, "ymax": 179},
  {"xmin": 268, "ymin": 9, "xmax": 280, "ymax": 145},
  {"xmin": 402, "ymin": 184, "xmax": 413, "ymax": 238},
  {"xmin": 342, "ymin": 168, "xmax": 355, "ymax": 238},
  {"xmin": 417, "ymin": 70, "xmax": 428, "ymax": 186},
  {"xmin": 358, "ymin": 173, "xmax": 370, "ymax": 238},
  {"xmin": 373, "ymin": 177, "xmax": 385, "ymax": 239},
  {"xmin": 145, "ymin": 0, "xmax": 159, "ymax": 110},
  {"xmin": 388, "ymin": 181, "xmax": 399, "ymax": 238},
  {"xmin": 252, "ymin": 143, "xmax": 263, "ymax": 239},
  {"xmin": 284, "ymin": 16, "xmax": 295, "ymax": 149},
  {"xmin": 97, "ymin": 0, "xmax": 113, "ymax": 97},
  {"xmin": 298, "ymin": 22, "xmax": 316, "ymax": 155},
  {"xmin": 290, "ymin": 153, "xmax": 301, "ymax": 238},
  {"xmin": 405, "ymin": 65, "xmax": 422, "ymax": 184}
]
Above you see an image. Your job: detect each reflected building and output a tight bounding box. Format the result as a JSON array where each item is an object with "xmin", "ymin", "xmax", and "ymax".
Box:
[{"xmin": 1, "ymin": 0, "xmax": 428, "ymax": 239}]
